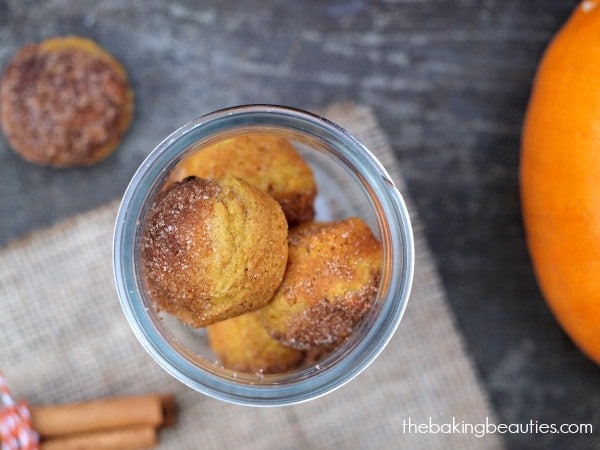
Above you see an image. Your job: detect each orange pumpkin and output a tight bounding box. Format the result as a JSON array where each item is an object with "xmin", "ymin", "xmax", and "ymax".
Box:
[{"xmin": 521, "ymin": 0, "xmax": 600, "ymax": 365}]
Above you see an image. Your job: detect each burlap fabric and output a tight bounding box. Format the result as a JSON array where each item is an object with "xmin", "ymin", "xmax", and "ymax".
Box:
[{"xmin": 0, "ymin": 105, "xmax": 504, "ymax": 449}]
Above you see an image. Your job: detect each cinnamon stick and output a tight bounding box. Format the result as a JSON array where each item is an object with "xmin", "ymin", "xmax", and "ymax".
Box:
[
  {"xmin": 158, "ymin": 394, "xmax": 177, "ymax": 428},
  {"xmin": 30, "ymin": 394, "xmax": 170, "ymax": 438},
  {"xmin": 40, "ymin": 425, "xmax": 157, "ymax": 450}
]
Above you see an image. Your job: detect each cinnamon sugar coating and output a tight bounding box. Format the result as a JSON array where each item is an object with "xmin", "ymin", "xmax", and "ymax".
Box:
[
  {"xmin": 141, "ymin": 175, "xmax": 288, "ymax": 328},
  {"xmin": 258, "ymin": 218, "xmax": 382, "ymax": 350},
  {"xmin": 168, "ymin": 133, "xmax": 317, "ymax": 226},
  {"xmin": 0, "ymin": 36, "xmax": 133, "ymax": 167}
]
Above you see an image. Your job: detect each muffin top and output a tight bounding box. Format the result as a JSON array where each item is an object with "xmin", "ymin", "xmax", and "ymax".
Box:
[
  {"xmin": 142, "ymin": 175, "xmax": 288, "ymax": 327},
  {"xmin": 0, "ymin": 36, "xmax": 133, "ymax": 167},
  {"xmin": 258, "ymin": 218, "xmax": 382, "ymax": 350},
  {"xmin": 169, "ymin": 133, "xmax": 317, "ymax": 225}
]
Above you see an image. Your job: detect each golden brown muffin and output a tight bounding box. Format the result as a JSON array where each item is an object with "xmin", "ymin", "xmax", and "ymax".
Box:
[
  {"xmin": 168, "ymin": 133, "xmax": 317, "ymax": 226},
  {"xmin": 207, "ymin": 311, "xmax": 304, "ymax": 374},
  {"xmin": 141, "ymin": 175, "xmax": 288, "ymax": 328},
  {"xmin": 0, "ymin": 36, "xmax": 133, "ymax": 167},
  {"xmin": 258, "ymin": 218, "xmax": 383, "ymax": 350}
]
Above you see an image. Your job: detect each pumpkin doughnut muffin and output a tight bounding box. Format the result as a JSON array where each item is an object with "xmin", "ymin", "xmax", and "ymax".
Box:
[
  {"xmin": 168, "ymin": 133, "xmax": 317, "ymax": 225},
  {"xmin": 258, "ymin": 218, "xmax": 383, "ymax": 350},
  {"xmin": 207, "ymin": 311, "xmax": 304, "ymax": 374},
  {"xmin": 141, "ymin": 175, "xmax": 288, "ymax": 328},
  {"xmin": 0, "ymin": 36, "xmax": 133, "ymax": 167}
]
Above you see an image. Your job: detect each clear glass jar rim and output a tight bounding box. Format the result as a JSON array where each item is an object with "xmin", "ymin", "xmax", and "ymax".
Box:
[{"xmin": 113, "ymin": 104, "xmax": 414, "ymax": 406}]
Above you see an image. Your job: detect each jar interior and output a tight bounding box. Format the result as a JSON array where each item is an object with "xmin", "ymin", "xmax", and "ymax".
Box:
[{"xmin": 134, "ymin": 126, "xmax": 387, "ymax": 385}]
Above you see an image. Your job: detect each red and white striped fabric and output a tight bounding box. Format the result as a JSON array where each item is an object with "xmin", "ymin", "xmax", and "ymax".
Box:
[{"xmin": 0, "ymin": 373, "xmax": 38, "ymax": 450}]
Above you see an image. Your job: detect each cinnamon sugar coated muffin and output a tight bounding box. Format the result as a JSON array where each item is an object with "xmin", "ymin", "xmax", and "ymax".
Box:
[
  {"xmin": 258, "ymin": 218, "xmax": 383, "ymax": 350},
  {"xmin": 169, "ymin": 133, "xmax": 317, "ymax": 225},
  {"xmin": 0, "ymin": 36, "xmax": 133, "ymax": 167},
  {"xmin": 142, "ymin": 175, "xmax": 288, "ymax": 328},
  {"xmin": 207, "ymin": 311, "xmax": 304, "ymax": 374}
]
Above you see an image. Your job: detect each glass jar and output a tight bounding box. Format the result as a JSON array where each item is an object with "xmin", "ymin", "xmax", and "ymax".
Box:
[{"xmin": 113, "ymin": 105, "xmax": 414, "ymax": 406}]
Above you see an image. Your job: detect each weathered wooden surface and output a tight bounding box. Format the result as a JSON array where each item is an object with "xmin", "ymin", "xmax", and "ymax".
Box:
[{"xmin": 0, "ymin": 1, "xmax": 596, "ymax": 448}]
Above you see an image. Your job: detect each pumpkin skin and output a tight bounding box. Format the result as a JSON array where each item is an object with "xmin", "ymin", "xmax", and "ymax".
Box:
[{"xmin": 521, "ymin": 1, "xmax": 600, "ymax": 365}]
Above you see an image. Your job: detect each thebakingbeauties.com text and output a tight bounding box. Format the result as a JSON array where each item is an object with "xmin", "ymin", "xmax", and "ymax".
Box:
[{"xmin": 402, "ymin": 417, "xmax": 593, "ymax": 438}]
